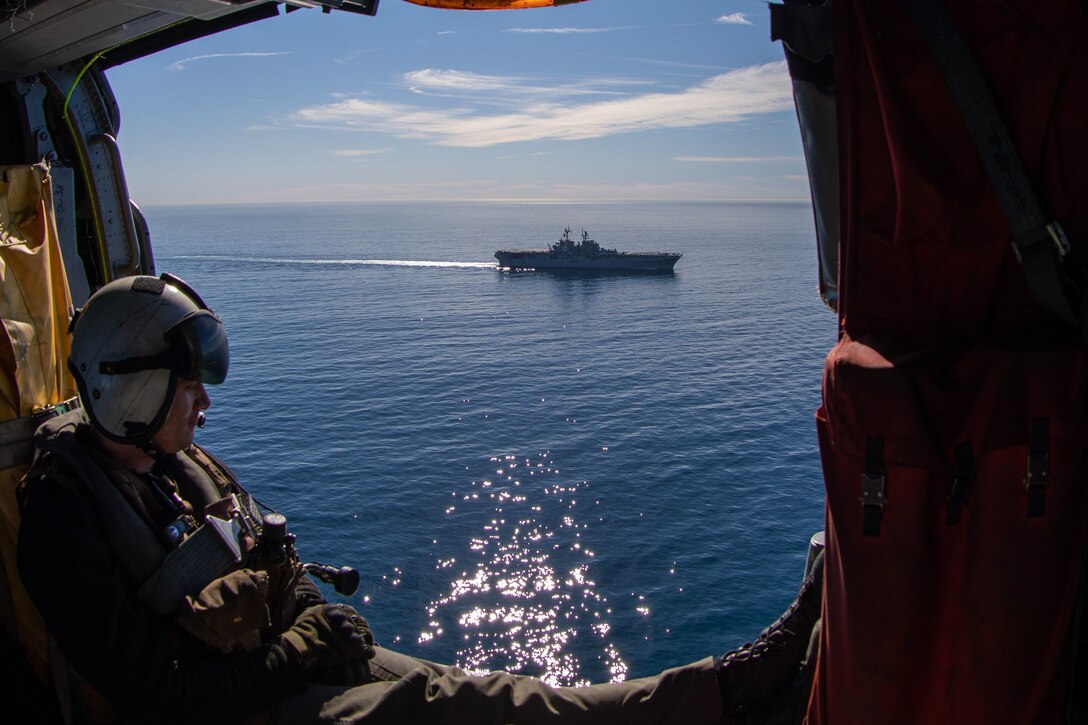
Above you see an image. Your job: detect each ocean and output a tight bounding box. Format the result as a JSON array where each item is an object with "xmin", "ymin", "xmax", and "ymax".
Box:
[{"xmin": 146, "ymin": 200, "xmax": 836, "ymax": 687}]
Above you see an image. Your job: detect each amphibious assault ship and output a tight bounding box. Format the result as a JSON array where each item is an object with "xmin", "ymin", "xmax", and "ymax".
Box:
[{"xmin": 495, "ymin": 228, "xmax": 682, "ymax": 271}]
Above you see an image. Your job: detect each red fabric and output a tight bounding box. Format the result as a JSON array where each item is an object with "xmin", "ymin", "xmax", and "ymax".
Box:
[
  {"xmin": 809, "ymin": 337, "xmax": 1088, "ymax": 723},
  {"xmin": 809, "ymin": 1, "xmax": 1088, "ymax": 721},
  {"xmin": 836, "ymin": 0, "xmax": 1087, "ymax": 345}
]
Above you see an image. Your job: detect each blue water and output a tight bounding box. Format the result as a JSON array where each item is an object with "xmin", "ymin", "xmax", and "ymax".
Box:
[{"xmin": 146, "ymin": 200, "xmax": 835, "ymax": 686}]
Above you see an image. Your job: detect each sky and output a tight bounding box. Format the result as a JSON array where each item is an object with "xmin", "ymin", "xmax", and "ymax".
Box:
[{"xmin": 105, "ymin": 0, "xmax": 808, "ymax": 204}]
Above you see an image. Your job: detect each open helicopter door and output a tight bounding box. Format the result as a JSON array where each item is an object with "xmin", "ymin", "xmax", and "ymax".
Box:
[{"xmin": 774, "ymin": 0, "xmax": 1088, "ymax": 722}]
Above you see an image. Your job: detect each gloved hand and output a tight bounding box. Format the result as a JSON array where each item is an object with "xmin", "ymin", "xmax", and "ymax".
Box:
[
  {"xmin": 177, "ymin": 569, "xmax": 271, "ymax": 652},
  {"xmin": 281, "ymin": 603, "xmax": 375, "ymax": 670}
]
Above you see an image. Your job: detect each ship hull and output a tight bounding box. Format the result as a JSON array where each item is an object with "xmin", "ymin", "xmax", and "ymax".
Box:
[{"xmin": 495, "ymin": 251, "xmax": 681, "ymax": 271}]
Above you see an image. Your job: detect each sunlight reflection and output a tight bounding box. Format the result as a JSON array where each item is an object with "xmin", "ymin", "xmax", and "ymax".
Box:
[{"xmin": 420, "ymin": 451, "xmax": 628, "ymax": 686}]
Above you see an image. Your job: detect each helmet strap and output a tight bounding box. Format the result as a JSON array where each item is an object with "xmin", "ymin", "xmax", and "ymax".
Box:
[{"xmin": 137, "ymin": 438, "xmax": 170, "ymax": 467}]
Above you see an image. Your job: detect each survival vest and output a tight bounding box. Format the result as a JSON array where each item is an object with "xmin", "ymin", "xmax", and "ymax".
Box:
[
  {"xmin": 27, "ymin": 410, "xmax": 264, "ymax": 615},
  {"xmin": 17, "ymin": 409, "xmax": 268, "ymax": 722}
]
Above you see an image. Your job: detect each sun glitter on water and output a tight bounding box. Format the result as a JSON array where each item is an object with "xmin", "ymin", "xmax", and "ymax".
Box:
[{"xmin": 418, "ymin": 452, "xmax": 628, "ymax": 687}]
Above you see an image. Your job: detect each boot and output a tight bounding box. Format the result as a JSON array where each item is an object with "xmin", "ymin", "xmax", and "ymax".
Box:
[{"xmin": 716, "ymin": 551, "xmax": 824, "ymax": 718}]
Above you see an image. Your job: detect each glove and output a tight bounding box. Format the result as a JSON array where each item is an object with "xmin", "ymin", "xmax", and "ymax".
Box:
[
  {"xmin": 281, "ymin": 603, "xmax": 375, "ymax": 670},
  {"xmin": 177, "ymin": 569, "xmax": 271, "ymax": 652}
]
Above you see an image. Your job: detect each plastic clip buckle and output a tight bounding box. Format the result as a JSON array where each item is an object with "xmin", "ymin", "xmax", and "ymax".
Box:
[
  {"xmin": 860, "ymin": 472, "xmax": 886, "ymax": 509},
  {"xmin": 860, "ymin": 471, "xmax": 886, "ymax": 537},
  {"xmin": 1024, "ymin": 450, "xmax": 1048, "ymax": 518},
  {"xmin": 1024, "ymin": 452, "xmax": 1049, "ymax": 493}
]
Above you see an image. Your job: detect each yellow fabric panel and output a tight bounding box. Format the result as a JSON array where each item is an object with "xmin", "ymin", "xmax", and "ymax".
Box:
[
  {"xmin": 0, "ymin": 164, "xmax": 77, "ymax": 417},
  {"xmin": 0, "ymin": 163, "xmax": 78, "ymax": 683}
]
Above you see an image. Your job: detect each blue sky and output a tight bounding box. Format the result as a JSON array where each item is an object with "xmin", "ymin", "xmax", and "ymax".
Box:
[{"xmin": 105, "ymin": 0, "xmax": 807, "ymax": 204}]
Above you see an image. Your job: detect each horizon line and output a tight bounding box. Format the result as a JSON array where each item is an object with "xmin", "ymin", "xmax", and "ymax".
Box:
[{"xmin": 140, "ymin": 196, "xmax": 813, "ymax": 207}]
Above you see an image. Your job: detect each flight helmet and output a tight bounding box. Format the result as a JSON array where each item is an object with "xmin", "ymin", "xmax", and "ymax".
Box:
[{"xmin": 68, "ymin": 273, "xmax": 229, "ymax": 444}]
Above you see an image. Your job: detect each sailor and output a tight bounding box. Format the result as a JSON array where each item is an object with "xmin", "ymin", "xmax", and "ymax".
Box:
[{"xmin": 16, "ymin": 273, "xmax": 822, "ymax": 724}]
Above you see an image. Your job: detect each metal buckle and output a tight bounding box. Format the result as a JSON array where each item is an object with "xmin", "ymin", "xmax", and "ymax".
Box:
[
  {"xmin": 1011, "ymin": 221, "xmax": 1070, "ymax": 263},
  {"xmin": 30, "ymin": 396, "xmax": 80, "ymax": 424},
  {"xmin": 1047, "ymin": 222, "xmax": 1071, "ymax": 259}
]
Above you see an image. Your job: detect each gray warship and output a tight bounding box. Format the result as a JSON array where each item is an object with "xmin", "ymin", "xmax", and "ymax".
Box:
[{"xmin": 495, "ymin": 228, "xmax": 682, "ymax": 271}]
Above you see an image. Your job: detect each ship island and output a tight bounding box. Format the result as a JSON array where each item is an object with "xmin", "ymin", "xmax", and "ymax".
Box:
[{"xmin": 495, "ymin": 228, "xmax": 682, "ymax": 271}]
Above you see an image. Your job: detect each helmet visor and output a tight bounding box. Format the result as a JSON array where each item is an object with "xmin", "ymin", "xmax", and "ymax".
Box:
[{"xmin": 168, "ymin": 310, "xmax": 229, "ymax": 384}]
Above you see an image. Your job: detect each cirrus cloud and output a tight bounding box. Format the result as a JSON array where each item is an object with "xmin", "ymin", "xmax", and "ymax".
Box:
[
  {"xmin": 290, "ymin": 61, "xmax": 792, "ymax": 148},
  {"xmin": 505, "ymin": 26, "xmax": 634, "ymax": 34},
  {"xmin": 167, "ymin": 52, "xmax": 292, "ymax": 71}
]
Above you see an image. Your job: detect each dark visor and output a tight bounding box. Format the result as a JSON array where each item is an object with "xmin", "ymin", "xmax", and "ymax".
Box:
[
  {"xmin": 168, "ymin": 310, "xmax": 229, "ymax": 384},
  {"xmin": 99, "ymin": 309, "xmax": 229, "ymax": 384}
]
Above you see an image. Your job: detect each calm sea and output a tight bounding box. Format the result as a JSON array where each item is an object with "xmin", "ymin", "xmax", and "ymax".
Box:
[{"xmin": 146, "ymin": 200, "xmax": 836, "ymax": 686}]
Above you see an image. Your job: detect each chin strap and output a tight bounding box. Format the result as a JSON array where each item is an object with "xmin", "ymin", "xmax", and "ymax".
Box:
[{"xmin": 136, "ymin": 438, "xmax": 170, "ymax": 467}]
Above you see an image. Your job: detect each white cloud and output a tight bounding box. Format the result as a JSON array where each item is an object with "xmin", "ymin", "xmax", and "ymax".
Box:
[
  {"xmin": 716, "ymin": 13, "xmax": 753, "ymax": 26},
  {"xmin": 167, "ymin": 52, "xmax": 291, "ymax": 71},
  {"xmin": 291, "ymin": 61, "xmax": 792, "ymax": 148},
  {"xmin": 505, "ymin": 26, "xmax": 629, "ymax": 34},
  {"xmin": 402, "ymin": 68, "xmax": 647, "ymax": 98},
  {"xmin": 674, "ymin": 156, "xmax": 803, "ymax": 163},
  {"xmin": 405, "ymin": 69, "xmax": 518, "ymax": 93},
  {"xmin": 331, "ymin": 149, "xmax": 388, "ymax": 157}
]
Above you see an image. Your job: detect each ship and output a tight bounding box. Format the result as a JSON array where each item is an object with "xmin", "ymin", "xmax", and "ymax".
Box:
[{"xmin": 495, "ymin": 228, "xmax": 681, "ymax": 271}]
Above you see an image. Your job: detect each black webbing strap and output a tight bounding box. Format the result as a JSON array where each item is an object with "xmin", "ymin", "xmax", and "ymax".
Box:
[
  {"xmin": 1025, "ymin": 417, "xmax": 1050, "ymax": 518},
  {"xmin": 896, "ymin": 0, "xmax": 1083, "ymax": 338},
  {"xmin": 860, "ymin": 438, "xmax": 886, "ymax": 536},
  {"xmin": 946, "ymin": 441, "xmax": 975, "ymax": 525}
]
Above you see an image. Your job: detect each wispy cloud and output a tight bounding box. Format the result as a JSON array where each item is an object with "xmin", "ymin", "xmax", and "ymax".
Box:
[
  {"xmin": 167, "ymin": 52, "xmax": 292, "ymax": 71},
  {"xmin": 674, "ymin": 155, "xmax": 803, "ymax": 163},
  {"xmin": 331, "ymin": 149, "xmax": 388, "ymax": 157},
  {"xmin": 405, "ymin": 69, "xmax": 518, "ymax": 93},
  {"xmin": 505, "ymin": 26, "xmax": 631, "ymax": 34},
  {"xmin": 403, "ymin": 69, "xmax": 647, "ymax": 98},
  {"xmin": 290, "ymin": 61, "xmax": 792, "ymax": 148},
  {"xmin": 716, "ymin": 13, "xmax": 753, "ymax": 26}
]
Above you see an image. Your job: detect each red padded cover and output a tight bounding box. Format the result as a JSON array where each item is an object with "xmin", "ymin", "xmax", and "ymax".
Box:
[
  {"xmin": 809, "ymin": 338, "xmax": 1088, "ymax": 723},
  {"xmin": 808, "ymin": 1, "xmax": 1088, "ymax": 721}
]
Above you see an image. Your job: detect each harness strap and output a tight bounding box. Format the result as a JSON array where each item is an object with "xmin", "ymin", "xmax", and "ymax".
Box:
[
  {"xmin": 861, "ymin": 437, "xmax": 886, "ymax": 537},
  {"xmin": 896, "ymin": 0, "xmax": 1084, "ymax": 339},
  {"xmin": 946, "ymin": 441, "xmax": 975, "ymax": 525},
  {"xmin": 0, "ymin": 398, "xmax": 79, "ymax": 470},
  {"xmin": 1025, "ymin": 417, "xmax": 1049, "ymax": 518}
]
